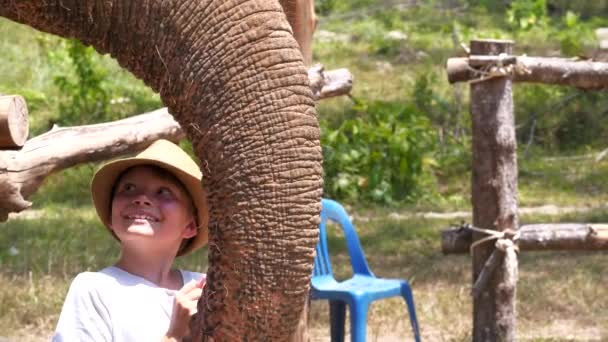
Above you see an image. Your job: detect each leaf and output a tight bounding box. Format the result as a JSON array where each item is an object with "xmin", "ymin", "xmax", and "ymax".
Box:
[{"xmin": 565, "ymin": 11, "xmax": 578, "ymax": 28}]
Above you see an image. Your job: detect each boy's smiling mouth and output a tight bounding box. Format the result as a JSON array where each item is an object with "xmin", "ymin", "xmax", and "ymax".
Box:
[{"xmin": 122, "ymin": 211, "xmax": 160, "ymax": 222}]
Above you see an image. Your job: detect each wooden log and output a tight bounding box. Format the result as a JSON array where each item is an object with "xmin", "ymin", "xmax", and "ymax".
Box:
[
  {"xmin": 308, "ymin": 65, "xmax": 353, "ymax": 100},
  {"xmin": 447, "ymin": 55, "xmax": 608, "ymax": 89},
  {"xmin": 469, "ymin": 39, "xmax": 518, "ymax": 342},
  {"xmin": 442, "ymin": 223, "xmax": 608, "ymax": 254},
  {"xmin": 442, "ymin": 225, "xmax": 474, "ymax": 254},
  {"xmin": 468, "ymin": 54, "xmax": 518, "ymax": 67},
  {"xmin": 446, "ymin": 57, "xmax": 472, "ymax": 84},
  {"xmin": 0, "ymin": 108, "xmax": 183, "ymax": 222},
  {"xmin": 0, "ymin": 95, "xmax": 29, "ymax": 148},
  {"xmin": 515, "ymin": 57, "xmax": 608, "ymax": 89}
]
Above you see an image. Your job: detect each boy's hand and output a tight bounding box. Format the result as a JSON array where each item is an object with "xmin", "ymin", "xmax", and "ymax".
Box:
[
  {"xmin": 196, "ymin": 274, "xmax": 207, "ymax": 289},
  {"xmin": 165, "ymin": 277, "xmax": 206, "ymax": 340}
]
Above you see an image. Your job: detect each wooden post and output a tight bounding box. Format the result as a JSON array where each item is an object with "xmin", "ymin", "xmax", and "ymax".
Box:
[
  {"xmin": 0, "ymin": 95, "xmax": 29, "ymax": 148},
  {"xmin": 469, "ymin": 39, "xmax": 519, "ymax": 341}
]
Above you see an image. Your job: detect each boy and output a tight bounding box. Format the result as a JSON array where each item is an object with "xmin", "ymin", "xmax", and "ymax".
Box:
[{"xmin": 53, "ymin": 139, "xmax": 209, "ymax": 342}]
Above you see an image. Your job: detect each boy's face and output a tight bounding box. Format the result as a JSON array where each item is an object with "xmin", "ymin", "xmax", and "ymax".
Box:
[{"xmin": 109, "ymin": 166, "xmax": 197, "ymax": 253}]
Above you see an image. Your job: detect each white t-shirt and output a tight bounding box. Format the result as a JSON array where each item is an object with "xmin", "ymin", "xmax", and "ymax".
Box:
[{"xmin": 52, "ymin": 266, "xmax": 204, "ymax": 342}]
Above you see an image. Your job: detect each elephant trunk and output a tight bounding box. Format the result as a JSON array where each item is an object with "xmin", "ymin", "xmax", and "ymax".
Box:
[{"xmin": 0, "ymin": 0, "xmax": 322, "ymax": 340}]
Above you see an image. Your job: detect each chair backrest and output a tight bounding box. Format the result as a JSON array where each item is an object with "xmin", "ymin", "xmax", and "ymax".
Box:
[{"xmin": 313, "ymin": 199, "xmax": 373, "ymax": 278}]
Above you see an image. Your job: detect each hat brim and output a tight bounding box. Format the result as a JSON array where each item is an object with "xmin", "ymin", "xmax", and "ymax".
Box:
[{"xmin": 91, "ymin": 157, "xmax": 209, "ymax": 256}]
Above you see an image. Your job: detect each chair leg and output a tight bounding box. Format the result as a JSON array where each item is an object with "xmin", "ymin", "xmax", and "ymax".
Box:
[
  {"xmin": 348, "ymin": 299, "xmax": 370, "ymax": 342},
  {"xmin": 329, "ymin": 300, "xmax": 346, "ymax": 342},
  {"xmin": 401, "ymin": 282, "xmax": 421, "ymax": 342}
]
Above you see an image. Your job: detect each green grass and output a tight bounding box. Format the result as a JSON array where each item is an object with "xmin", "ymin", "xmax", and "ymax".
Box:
[
  {"xmin": 519, "ymin": 153, "xmax": 608, "ymax": 207},
  {"xmin": 5, "ymin": 189, "xmax": 607, "ymax": 340}
]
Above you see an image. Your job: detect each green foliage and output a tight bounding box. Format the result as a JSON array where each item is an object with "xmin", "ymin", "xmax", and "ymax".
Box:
[
  {"xmin": 515, "ymin": 84, "xmax": 566, "ymax": 149},
  {"xmin": 344, "ymin": 13, "xmax": 407, "ymax": 59},
  {"xmin": 557, "ymin": 10, "xmax": 590, "ymax": 56},
  {"xmin": 546, "ymin": 1, "xmax": 608, "ymax": 19},
  {"xmin": 412, "ymin": 72, "xmax": 453, "ymax": 128},
  {"xmin": 507, "ymin": 0, "xmax": 548, "ymax": 30},
  {"xmin": 316, "ymin": 0, "xmax": 606, "ymax": 205},
  {"xmin": 553, "ymin": 92, "xmax": 608, "ymax": 150},
  {"xmin": 315, "ymin": 0, "xmax": 375, "ymax": 15},
  {"xmin": 321, "ymin": 98, "xmax": 437, "ymax": 204},
  {"xmin": 315, "ymin": 0, "xmax": 336, "ymax": 16},
  {"xmin": 0, "ymin": 19, "xmax": 62, "ymax": 134},
  {"xmin": 515, "ymin": 85, "xmax": 608, "ymax": 152},
  {"xmin": 0, "ymin": 19, "xmax": 162, "ymax": 136},
  {"xmin": 49, "ymin": 40, "xmax": 111, "ymax": 125},
  {"xmin": 2, "ymin": 0, "xmax": 608, "ymax": 208},
  {"xmin": 411, "ymin": 71, "xmax": 472, "ymax": 178}
]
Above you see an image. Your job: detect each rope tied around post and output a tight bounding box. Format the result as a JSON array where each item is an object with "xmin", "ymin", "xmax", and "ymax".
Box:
[
  {"xmin": 465, "ymin": 223, "xmax": 520, "ymax": 255},
  {"xmin": 466, "ymin": 53, "xmax": 532, "ymax": 84},
  {"xmin": 460, "ymin": 223, "xmax": 520, "ymax": 298}
]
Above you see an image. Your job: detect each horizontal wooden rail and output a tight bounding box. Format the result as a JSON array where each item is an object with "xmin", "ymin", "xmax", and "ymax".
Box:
[
  {"xmin": 447, "ymin": 56, "xmax": 608, "ymax": 89},
  {"xmin": 442, "ymin": 223, "xmax": 608, "ymax": 254}
]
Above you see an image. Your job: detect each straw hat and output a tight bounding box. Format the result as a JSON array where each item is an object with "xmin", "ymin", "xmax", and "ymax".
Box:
[{"xmin": 91, "ymin": 139, "xmax": 209, "ymax": 256}]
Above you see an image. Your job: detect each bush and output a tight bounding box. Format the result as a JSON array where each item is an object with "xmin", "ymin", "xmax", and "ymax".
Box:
[
  {"xmin": 507, "ymin": 0, "xmax": 548, "ymax": 30},
  {"xmin": 556, "ymin": 10, "xmax": 594, "ymax": 57},
  {"xmin": 321, "ymin": 98, "xmax": 437, "ymax": 204},
  {"xmin": 45, "ymin": 39, "xmax": 162, "ymax": 129},
  {"xmin": 315, "ymin": 0, "xmax": 376, "ymax": 15},
  {"xmin": 515, "ymin": 85, "xmax": 608, "ymax": 152},
  {"xmin": 49, "ymin": 40, "xmax": 112, "ymax": 126}
]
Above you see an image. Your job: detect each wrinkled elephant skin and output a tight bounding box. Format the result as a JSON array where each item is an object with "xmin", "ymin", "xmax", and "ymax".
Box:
[{"xmin": 0, "ymin": 1, "xmax": 322, "ymax": 340}]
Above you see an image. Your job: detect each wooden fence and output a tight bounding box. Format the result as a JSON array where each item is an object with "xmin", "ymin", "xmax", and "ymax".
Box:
[{"xmin": 444, "ymin": 38, "xmax": 608, "ymax": 341}]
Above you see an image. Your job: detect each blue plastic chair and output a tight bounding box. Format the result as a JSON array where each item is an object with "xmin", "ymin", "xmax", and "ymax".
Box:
[{"xmin": 311, "ymin": 198, "xmax": 421, "ymax": 342}]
